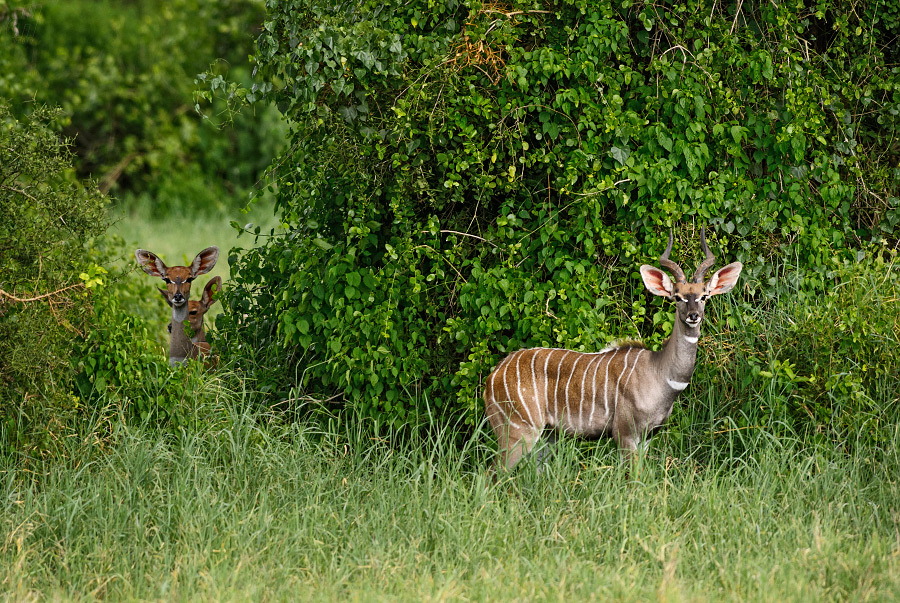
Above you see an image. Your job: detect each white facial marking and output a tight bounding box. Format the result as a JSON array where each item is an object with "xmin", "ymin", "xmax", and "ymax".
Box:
[
  {"xmin": 666, "ymin": 378, "xmax": 689, "ymax": 391},
  {"xmin": 683, "ymin": 335, "xmax": 698, "ymax": 344}
]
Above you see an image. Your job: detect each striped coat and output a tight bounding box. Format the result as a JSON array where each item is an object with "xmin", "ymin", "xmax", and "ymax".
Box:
[{"xmin": 483, "ymin": 232, "xmax": 743, "ymax": 473}]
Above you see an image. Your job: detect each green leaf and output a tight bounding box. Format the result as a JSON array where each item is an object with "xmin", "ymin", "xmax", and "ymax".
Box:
[{"xmin": 609, "ymin": 146, "xmax": 630, "ymax": 165}]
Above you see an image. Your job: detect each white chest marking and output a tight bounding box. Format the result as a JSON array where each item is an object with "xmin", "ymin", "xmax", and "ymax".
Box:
[
  {"xmin": 683, "ymin": 335, "xmax": 698, "ymax": 344},
  {"xmin": 666, "ymin": 378, "xmax": 689, "ymax": 391}
]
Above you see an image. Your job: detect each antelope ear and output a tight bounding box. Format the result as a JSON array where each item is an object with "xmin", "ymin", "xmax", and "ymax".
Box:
[
  {"xmin": 190, "ymin": 246, "xmax": 219, "ymax": 277},
  {"xmin": 640, "ymin": 265, "xmax": 674, "ymax": 298},
  {"xmin": 136, "ymin": 249, "xmax": 168, "ymax": 278},
  {"xmin": 157, "ymin": 286, "xmax": 173, "ymax": 307},
  {"xmin": 201, "ymin": 276, "xmax": 221, "ymax": 307},
  {"xmin": 707, "ymin": 262, "xmax": 743, "ymax": 296}
]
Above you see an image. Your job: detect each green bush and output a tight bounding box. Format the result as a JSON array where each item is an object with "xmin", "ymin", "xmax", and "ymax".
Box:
[
  {"xmin": 0, "ymin": 104, "xmax": 106, "ymax": 456},
  {"xmin": 225, "ymin": 0, "xmax": 899, "ymax": 428},
  {"xmin": 753, "ymin": 248, "xmax": 900, "ymax": 443},
  {"xmin": 72, "ymin": 268, "xmax": 209, "ymax": 428},
  {"xmin": 218, "ymin": 0, "xmax": 900, "ymax": 422}
]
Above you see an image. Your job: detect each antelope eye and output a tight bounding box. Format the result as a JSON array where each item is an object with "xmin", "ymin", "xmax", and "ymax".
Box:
[
  {"xmin": 674, "ymin": 295, "xmax": 687, "ymax": 303},
  {"xmin": 700, "ymin": 294, "xmax": 709, "ymax": 302},
  {"xmin": 163, "ymin": 278, "xmax": 172, "ymax": 284}
]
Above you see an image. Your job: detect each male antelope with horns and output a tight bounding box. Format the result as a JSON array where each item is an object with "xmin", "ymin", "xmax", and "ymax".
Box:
[{"xmin": 484, "ymin": 228, "xmax": 742, "ymax": 473}]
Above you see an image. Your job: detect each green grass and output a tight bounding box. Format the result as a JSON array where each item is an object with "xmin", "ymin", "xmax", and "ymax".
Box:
[
  {"xmin": 4, "ymin": 208, "xmax": 896, "ymax": 600},
  {"xmin": 109, "ymin": 196, "xmax": 280, "ymax": 280},
  {"xmin": 3, "ymin": 390, "xmax": 899, "ymax": 601}
]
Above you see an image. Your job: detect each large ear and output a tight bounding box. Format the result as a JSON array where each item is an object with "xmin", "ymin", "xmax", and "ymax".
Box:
[
  {"xmin": 190, "ymin": 246, "xmax": 219, "ymax": 277},
  {"xmin": 157, "ymin": 286, "xmax": 173, "ymax": 307},
  {"xmin": 201, "ymin": 276, "xmax": 221, "ymax": 308},
  {"xmin": 707, "ymin": 262, "xmax": 743, "ymax": 296},
  {"xmin": 640, "ymin": 265, "xmax": 674, "ymax": 298},
  {"xmin": 135, "ymin": 249, "xmax": 168, "ymax": 278}
]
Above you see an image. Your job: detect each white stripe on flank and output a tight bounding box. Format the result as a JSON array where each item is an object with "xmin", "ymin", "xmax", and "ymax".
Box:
[
  {"xmin": 602, "ymin": 350, "xmax": 614, "ymax": 417},
  {"xmin": 587, "ymin": 352, "xmax": 605, "ymax": 427},
  {"xmin": 612, "ymin": 348, "xmax": 633, "ymax": 415},
  {"xmin": 579, "ymin": 355, "xmax": 599, "ymax": 430},
  {"xmin": 515, "ymin": 353, "xmax": 535, "ymax": 427},
  {"xmin": 509, "ymin": 400, "xmax": 527, "ymax": 424},
  {"xmin": 489, "ymin": 358, "xmax": 500, "ymax": 402},
  {"xmin": 666, "ymin": 377, "xmax": 689, "ymax": 391},
  {"xmin": 489, "ymin": 401, "xmax": 509, "ymax": 424},
  {"xmin": 500, "ymin": 354, "xmax": 513, "ymax": 404},
  {"xmin": 563, "ymin": 354, "xmax": 583, "ymax": 426},
  {"xmin": 683, "ymin": 335, "xmax": 698, "ymax": 344},
  {"xmin": 530, "ymin": 350, "xmax": 542, "ymax": 426},
  {"xmin": 554, "ymin": 351, "xmax": 571, "ymax": 424},
  {"xmin": 622, "ymin": 348, "xmax": 643, "ymax": 390},
  {"xmin": 543, "ymin": 350, "xmax": 554, "ymax": 423}
]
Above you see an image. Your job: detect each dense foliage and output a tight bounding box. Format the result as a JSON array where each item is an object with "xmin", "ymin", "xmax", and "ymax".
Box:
[
  {"xmin": 0, "ymin": 102, "xmax": 212, "ymax": 457},
  {"xmin": 0, "ymin": 104, "xmax": 106, "ymax": 454},
  {"xmin": 0, "ymin": 0, "xmax": 282, "ymax": 213},
  {"xmin": 226, "ymin": 0, "xmax": 899, "ymax": 426}
]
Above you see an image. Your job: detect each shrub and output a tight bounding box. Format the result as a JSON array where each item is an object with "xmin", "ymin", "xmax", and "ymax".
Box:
[
  {"xmin": 226, "ymin": 0, "xmax": 899, "ymax": 429},
  {"xmin": 753, "ymin": 247, "xmax": 900, "ymax": 443},
  {"xmin": 0, "ymin": 104, "xmax": 106, "ymax": 456}
]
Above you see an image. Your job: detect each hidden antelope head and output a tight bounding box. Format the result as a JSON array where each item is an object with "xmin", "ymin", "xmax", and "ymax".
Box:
[{"xmin": 135, "ymin": 246, "xmax": 219, "ymax": 365}]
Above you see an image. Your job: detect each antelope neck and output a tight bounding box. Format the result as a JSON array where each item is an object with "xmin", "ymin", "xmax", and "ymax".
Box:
[
  {"xmin": 651, "ymin": 315, "xmax": 700, "ymax": 384},
  {"xmin": 168, "ymin": 303, "xmax": 192, "ymax": 365}
]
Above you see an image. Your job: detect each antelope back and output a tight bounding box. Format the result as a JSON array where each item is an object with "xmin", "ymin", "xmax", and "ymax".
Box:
[{"xmin": 484, "ymin": 345, "xmax": 648, "ymax": 437}]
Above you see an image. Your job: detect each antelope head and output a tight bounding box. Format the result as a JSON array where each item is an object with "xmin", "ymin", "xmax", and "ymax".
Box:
[
  {"xmin": 135, "ymin": 247, "xmax": 219, "ymax": 308},
  {"xmin": 639, "ymin": 228, "xmax": 742, "ymax": 330}
]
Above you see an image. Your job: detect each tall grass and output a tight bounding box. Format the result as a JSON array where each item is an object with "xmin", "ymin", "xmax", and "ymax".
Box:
[
  {"xmin": 4, "ymin": 216, "xmax": 896, "ymax": 599},
  {"xmin": 3, "ymin": 387, "xmax": 899, "ymax": 600}
]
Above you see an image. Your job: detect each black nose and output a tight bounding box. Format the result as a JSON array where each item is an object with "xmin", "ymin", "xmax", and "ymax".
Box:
[
  {"xmin": 173, "ymin": 293, "xmax": 185, "ymax": 303},
  {"xmin": 687, "ymin": 312, "xmax": 700, "ymax": 322}
]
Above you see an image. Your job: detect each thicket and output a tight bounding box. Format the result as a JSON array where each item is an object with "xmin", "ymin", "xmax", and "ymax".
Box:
[
  {"xmin": 221, "ymin": 0, "xmax": 900, "ymax": 431},
  {"xmin": 0, "ymin": 102, "xmax": 218, "ymax": 458},
  {"xmin": 0, "ymin": 0, "xmax": 282, "ymax": 214},
  {"xmin": 0, "ymin": 104, "xmax": 106, "ymax": 455}
]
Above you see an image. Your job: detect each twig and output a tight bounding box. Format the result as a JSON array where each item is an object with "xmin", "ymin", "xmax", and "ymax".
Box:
[
  {"xmin": 731, "ymin": 0, "xmax": 745, "ymax": 34},
  {"xmin": 712, "ymin": 425, "xmax": 761, "ymax": 435},
  {"xmin": 0, "ymin": 184, "xmax": 39, "ymax": 203},
  {"xmin": 0, "ymin": 282, "xmax": 84, "ymax": 303},
  {"xmin": 421, "ymin": 229, "xmax": 499, "ymax": 248}
]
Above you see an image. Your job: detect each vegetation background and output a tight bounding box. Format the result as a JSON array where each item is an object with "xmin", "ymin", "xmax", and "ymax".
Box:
[{"xmin": 1, "ymin": 0, "xmax": 899, "ymax": 599}]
